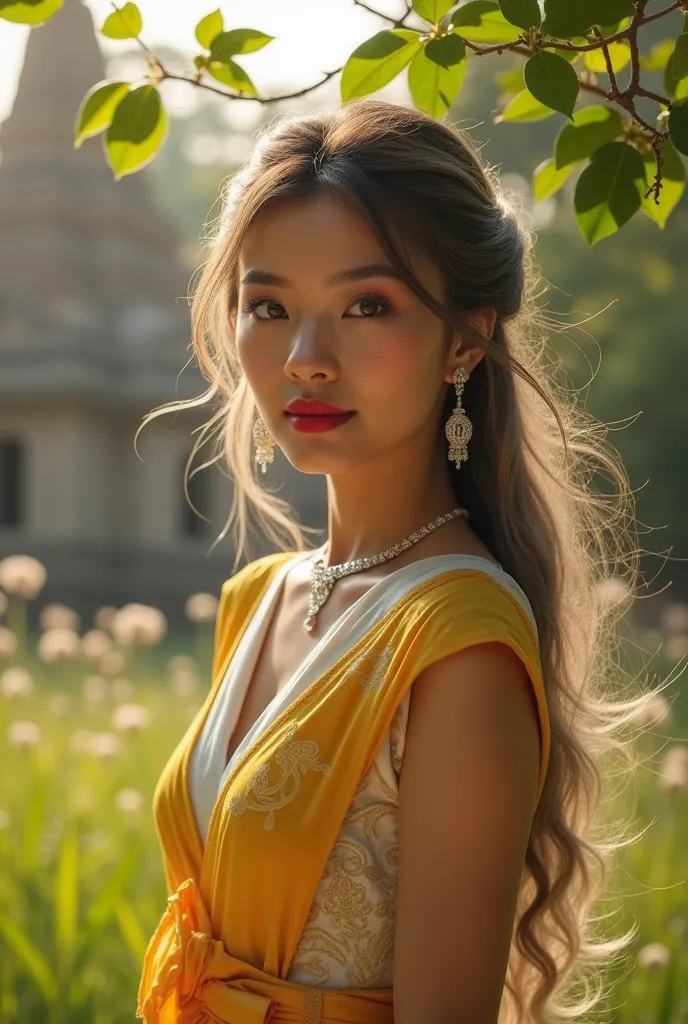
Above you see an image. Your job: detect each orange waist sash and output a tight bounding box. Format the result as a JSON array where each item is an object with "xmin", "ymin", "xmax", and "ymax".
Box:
[{"xmin": 136, "ymin": 878, "xmax": 393, "ymax": 1024}]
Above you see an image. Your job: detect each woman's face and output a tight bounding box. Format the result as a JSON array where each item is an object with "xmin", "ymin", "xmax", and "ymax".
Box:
[{"xmin": 232, "ymin": 193, "xmax": 484, "ymax": 475}]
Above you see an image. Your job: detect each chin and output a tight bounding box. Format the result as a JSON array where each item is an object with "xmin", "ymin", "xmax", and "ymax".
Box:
[{"xmin": 282, "ymin": 449, "xmax": 355, "ymax": 475}]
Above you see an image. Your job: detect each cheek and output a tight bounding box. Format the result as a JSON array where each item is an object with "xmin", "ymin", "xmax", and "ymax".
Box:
[
  {"xmin": 347, "ymin": 319, "xmax": 438, "ymax": 402},
  {"xmin": 234, "ymin": 324, "xmax": 275, "ymax": 383}
]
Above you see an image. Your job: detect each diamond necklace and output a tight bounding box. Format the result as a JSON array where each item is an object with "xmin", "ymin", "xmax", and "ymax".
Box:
[{"xmin": 303, "ymin": 506, "xmax": 469, "ymax": 632}]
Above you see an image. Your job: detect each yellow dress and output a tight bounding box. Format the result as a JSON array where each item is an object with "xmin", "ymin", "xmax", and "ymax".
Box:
[{"xmin": 136, "ymin": 551, "xmax": 551, "ymax": 1024}]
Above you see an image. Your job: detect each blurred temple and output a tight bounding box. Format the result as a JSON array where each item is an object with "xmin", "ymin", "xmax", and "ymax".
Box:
[{"xmin": 0, "ymin": 0, "xmax": 324, "ymax": 629}]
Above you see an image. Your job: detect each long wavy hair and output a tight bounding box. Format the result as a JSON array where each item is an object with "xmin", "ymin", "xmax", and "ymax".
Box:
[{"xmin": 137, "ymin": 99, "xmax": 665, "ymax": 1023}]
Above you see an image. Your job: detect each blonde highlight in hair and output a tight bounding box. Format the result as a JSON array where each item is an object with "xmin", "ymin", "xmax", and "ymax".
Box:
[{"xmin": 137, "ymin": 99, "xmax": 666, "ymax": 1022}]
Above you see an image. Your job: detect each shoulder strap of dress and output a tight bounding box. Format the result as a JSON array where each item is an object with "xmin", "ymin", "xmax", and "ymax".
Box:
[
  {"xmin": 210, "ymin": 552, "xmax": 299, "ymax": 682},
  {"xmin": 393, "ymin": 569, "xmax": 550, "ymax": 804}
]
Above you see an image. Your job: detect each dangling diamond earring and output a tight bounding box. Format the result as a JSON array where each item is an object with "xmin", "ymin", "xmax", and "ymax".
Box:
[
  {"xmin": 445, "ymin": 366, "xmax": 472, "ymax": 470},
  {"xmin": 252, "ymin": 415, "xmax": 275, "ymax": 474}
]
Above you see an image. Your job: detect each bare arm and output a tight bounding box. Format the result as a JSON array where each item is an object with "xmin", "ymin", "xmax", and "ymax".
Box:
[{"xmin": 393, "ymin": 641, "xmax": 542, "ymax": 1024}]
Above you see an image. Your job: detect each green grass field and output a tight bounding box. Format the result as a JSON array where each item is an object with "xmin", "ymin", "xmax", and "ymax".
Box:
[{"xmin": 0, "ymin": 601, "xmax": 686, "ymax": 1023}]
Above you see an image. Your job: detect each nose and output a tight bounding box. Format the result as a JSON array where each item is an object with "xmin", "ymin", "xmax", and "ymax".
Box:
[{"xmin": 283, "ymin": 316, "xmax": 337, "ymax": 381}]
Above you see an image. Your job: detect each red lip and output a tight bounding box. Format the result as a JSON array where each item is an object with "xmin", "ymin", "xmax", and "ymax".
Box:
[{"xmin": 285, "ymin": 398, "xmax": 353, "ymax": 415}]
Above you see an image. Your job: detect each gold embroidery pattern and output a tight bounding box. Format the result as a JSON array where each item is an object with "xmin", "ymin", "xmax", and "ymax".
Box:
[
  {"xmin": 339, "ymin": 641, "xmax": 395, "ymax": 694},
  {"xmin": 301, "ymin": 985, "xmax": 324, "ymax": 1023},
  {"xmin": 229, "ymin": 720, "xmax": 331, "ymax": 831},
  {"xmin": 287, "ymin": 696, "xmax": 410, "ymax": 991}
]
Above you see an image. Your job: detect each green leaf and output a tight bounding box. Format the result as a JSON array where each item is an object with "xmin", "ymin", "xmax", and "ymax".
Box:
[
  {"xmin": 74, "ymin": 80, "xmax": 130, "ymax": 148},
  {"xmin": 498, "ymin": 87, "xmax": 557, "ymax": 122},
  {"xmin": 668, "ymin": 100, "xmax": 688, "ymax": 156},
  {"xmin": 532, "ymin": 157, "xmax": 574, "ymax": 200},
  {"xmin": 596, "ymin": 0, "xmax": 634, "ymax": 22},
  {"xmin": 542, "ymin": 0, "xmax": 632, "ymax": 39},
  {"xmin": 0, "ymin": 0, "xmax": 63, "ymax": 24},
  {"xmin": 574, "ymin": 141, "xmax": 647, "ymax": 244},
  {"xmin": 208, "ymin": 60, "xmax": 258, "ymax": 96},
  {"xmin": 81, "ymin": 841, "xmax": 139, "ymax": 944},
  {"xmin": 640, "ymin": 138, "xmax": 686, "ymax": 228},
  {"xmin": 0, "ymin": 913, "xmax": 58, "ymax": 1003},
  {"xmin": 498, "ymin": 0, "xmax": 541, "ymax": 32},
  {"xmin": 450, "ymin": 1, "xmax": 522, "ymax": 43},
  {"xmin": 639, "ymin": 39, "xmax": 674, "ymax": 72},
  {"xmin": 554, "ymin": 104, "xmax": 623, "ymax": 168},
  {"xmin": 209, "ymin": 28, "xmax": 274, "ymax": 62},
  {"xmin": 100, "ymin": 2, "xmax": 142, "ymax": 40},
  {"xmin": 195, "ymin": 8, "xmax": 223, "ymax": 50},
  {"xmin": 412, "ymin": 0, "xmax": 454, "ymax": 23},
  {"xmin": 115, "ymin": 900, "xmax": 149, "ymax": 964},
  {"xmin": 584, "ymin": 41, "xmax": 631, "ymax": 74},
  {"xmin": 408, "ymin": 36, "xmax": 467, "ymax": 116},
  {"xmin": 524, "ymin": 50, "xmax": 579, "ymax": 119},
  {"xmin": 341, "ymin": 29, "xmax": 424, "ymax": 102},
  {"xmin": 55, "ymin": 829, "xmax": 78, "ymax": 974},
  {"xmin": 496, "ymin": 62, "xmax": 527, "ymax": 93},
  {"xmin": 104, "ymin": 85, "xmax": 168, "ymax": 180},
  {"xmin": 670, "ymin": 33, "xmax": 688, "ymax": 81},
  {"xmin": 425, "ymin": 32, "xmax": 466, "ymax": 68}
]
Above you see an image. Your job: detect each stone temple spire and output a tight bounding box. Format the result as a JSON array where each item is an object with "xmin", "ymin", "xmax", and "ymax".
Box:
[
  {"xmin": 0, "ymin": 0, "xmax": 108, "ymax": 171},
  {"xmin": 0, "ymin": 0, "xmax": 189, "ymax": 311}
]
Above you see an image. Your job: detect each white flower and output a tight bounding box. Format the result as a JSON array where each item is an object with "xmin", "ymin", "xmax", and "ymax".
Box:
[
  {"xmin": 69, "ymin": 729, "xmax": 94, "ymax": 755},
  {"xmin": 634, "ymin": 694, "xmax": 672, "ymax": 729},
  {"xmin": 99, "ymin": 649, "xmax": 127, "ymax": 676},
  {"xmin": 111, "ymin": 702, "xmax": 151, "ymax": 733},
  {"xmin": 0, "ymin": 627, "xmax": 18, "ymax": 658},
  {"xmin": 82, "ymin": 675, "xmax": 108, "ymax": 703},
  {"xmin": 171, "ymin": 669, "xmax": 198, "ymax": 697},
  {"xmin": 0, "ymin": 666, "xmax": 34, "ymax": 699},
  {"xmin": 39, "ymin": 603, "xmax": 80, "ymax": 632},
  {"xmin": 71, "ymin": 729, "xmax": 122, "ymax": 761},
  {"xmin": 82, "ymin": 828, "xmax": 112, "ymax": 853},
  {"xmin": 110, "ymin": 604, "xmax": 167, "ymax": 647},
  {"xmin": 658, "ymin": 745, "xmax": 688, "ymax": 791},
  {"xmin": 167, "ymin": 654, "xmax": 197, "ymax": 675},
  {"xmin": 637, "ymin": 942, "xmax": 670, "ymax": 969},
  {"xmin": 86, "ymin": 732, "xmax": 121, "ymax": 759},
  {"xmin": 80, "ymin": 629, "xmax": 113, "ymax": 662},
  {"xmin": 0, "ymin": 555, "xmax": 47, "ymax": 599},
  {"xmin": 37, "ymin": 627, "xmax": 81, "ymax": 663},
  {"xmin": 185, "ymin": 592, "xmax": 219, "ymax": 624},
  {"xmin": 115, "ymin": 788, "xmax": 143, "ymax": 814},
  {"xmin": 93, "ymin": 606, "xmax": 118, "ymax": 633},
  {"xmin": 7, "ymin": 720, "xmax": 42, "ymax": 749},
  {"xmin": 594, "ymin": 576, "xmax": 632, "ymax": 612},
  {"xmin": 665, "ymin": 634, "xmax": 688, "ymax": 662},
  {"xmin": 661, "ymin": 602, "xmax": 688, "ymax": 634}
]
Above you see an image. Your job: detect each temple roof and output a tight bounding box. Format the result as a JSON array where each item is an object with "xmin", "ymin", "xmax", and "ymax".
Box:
[{"xmin": 0, "ymin": 0, "xmax": 198, "ymax": 403}]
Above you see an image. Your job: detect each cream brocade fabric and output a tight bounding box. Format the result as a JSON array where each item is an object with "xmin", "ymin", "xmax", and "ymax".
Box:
[{"xmin": 286, "ymin": 693, "xmax": 410, "ymax": 990}]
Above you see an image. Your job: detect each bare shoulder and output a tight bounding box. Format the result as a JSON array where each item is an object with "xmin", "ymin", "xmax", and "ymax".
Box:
[{"xmin": 393, "ymin": 642, "xmax": 541, "ymax": 1024}]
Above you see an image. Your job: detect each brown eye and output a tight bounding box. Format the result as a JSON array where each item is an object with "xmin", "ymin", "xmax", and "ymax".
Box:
[
  {"xmin": 346, "ymin": 294, "xmax": 391, "ymax": 318},
  {"xmin": 242, "ymin": 298, "xmax": 285, "ymax": 320}
]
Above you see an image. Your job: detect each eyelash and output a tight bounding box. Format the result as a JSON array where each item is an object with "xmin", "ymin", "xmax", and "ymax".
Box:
[{"xmin": 240, "ymin": 292, "xmax": 392, "ymax": 321}]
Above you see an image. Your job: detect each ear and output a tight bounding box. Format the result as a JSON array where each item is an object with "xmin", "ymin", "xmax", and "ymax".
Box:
[{"xmin": 445, "ymin": 307, "xmax": 497, "ymax": 382}]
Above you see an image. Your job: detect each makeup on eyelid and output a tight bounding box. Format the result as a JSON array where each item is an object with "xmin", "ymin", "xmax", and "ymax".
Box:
[{"xmin": 240, "ymin": 293, "xmax": 393, "ymax": 320}]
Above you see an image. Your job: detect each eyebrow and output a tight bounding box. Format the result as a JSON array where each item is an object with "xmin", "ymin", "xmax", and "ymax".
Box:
[{"xmin": 240, "ymin": 263, "xmax": 405, "ymax": 287}]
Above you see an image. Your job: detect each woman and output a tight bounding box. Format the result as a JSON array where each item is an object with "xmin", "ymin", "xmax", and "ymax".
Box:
[{"xmin": 135, "ymin": 99, "xmax": 654, "ymax": 1023}]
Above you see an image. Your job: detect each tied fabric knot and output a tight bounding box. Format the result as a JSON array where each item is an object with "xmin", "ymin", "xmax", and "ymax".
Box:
[{"xmin": 136, "ymin": 877, "xmax": 277, "ymax": 1023}]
